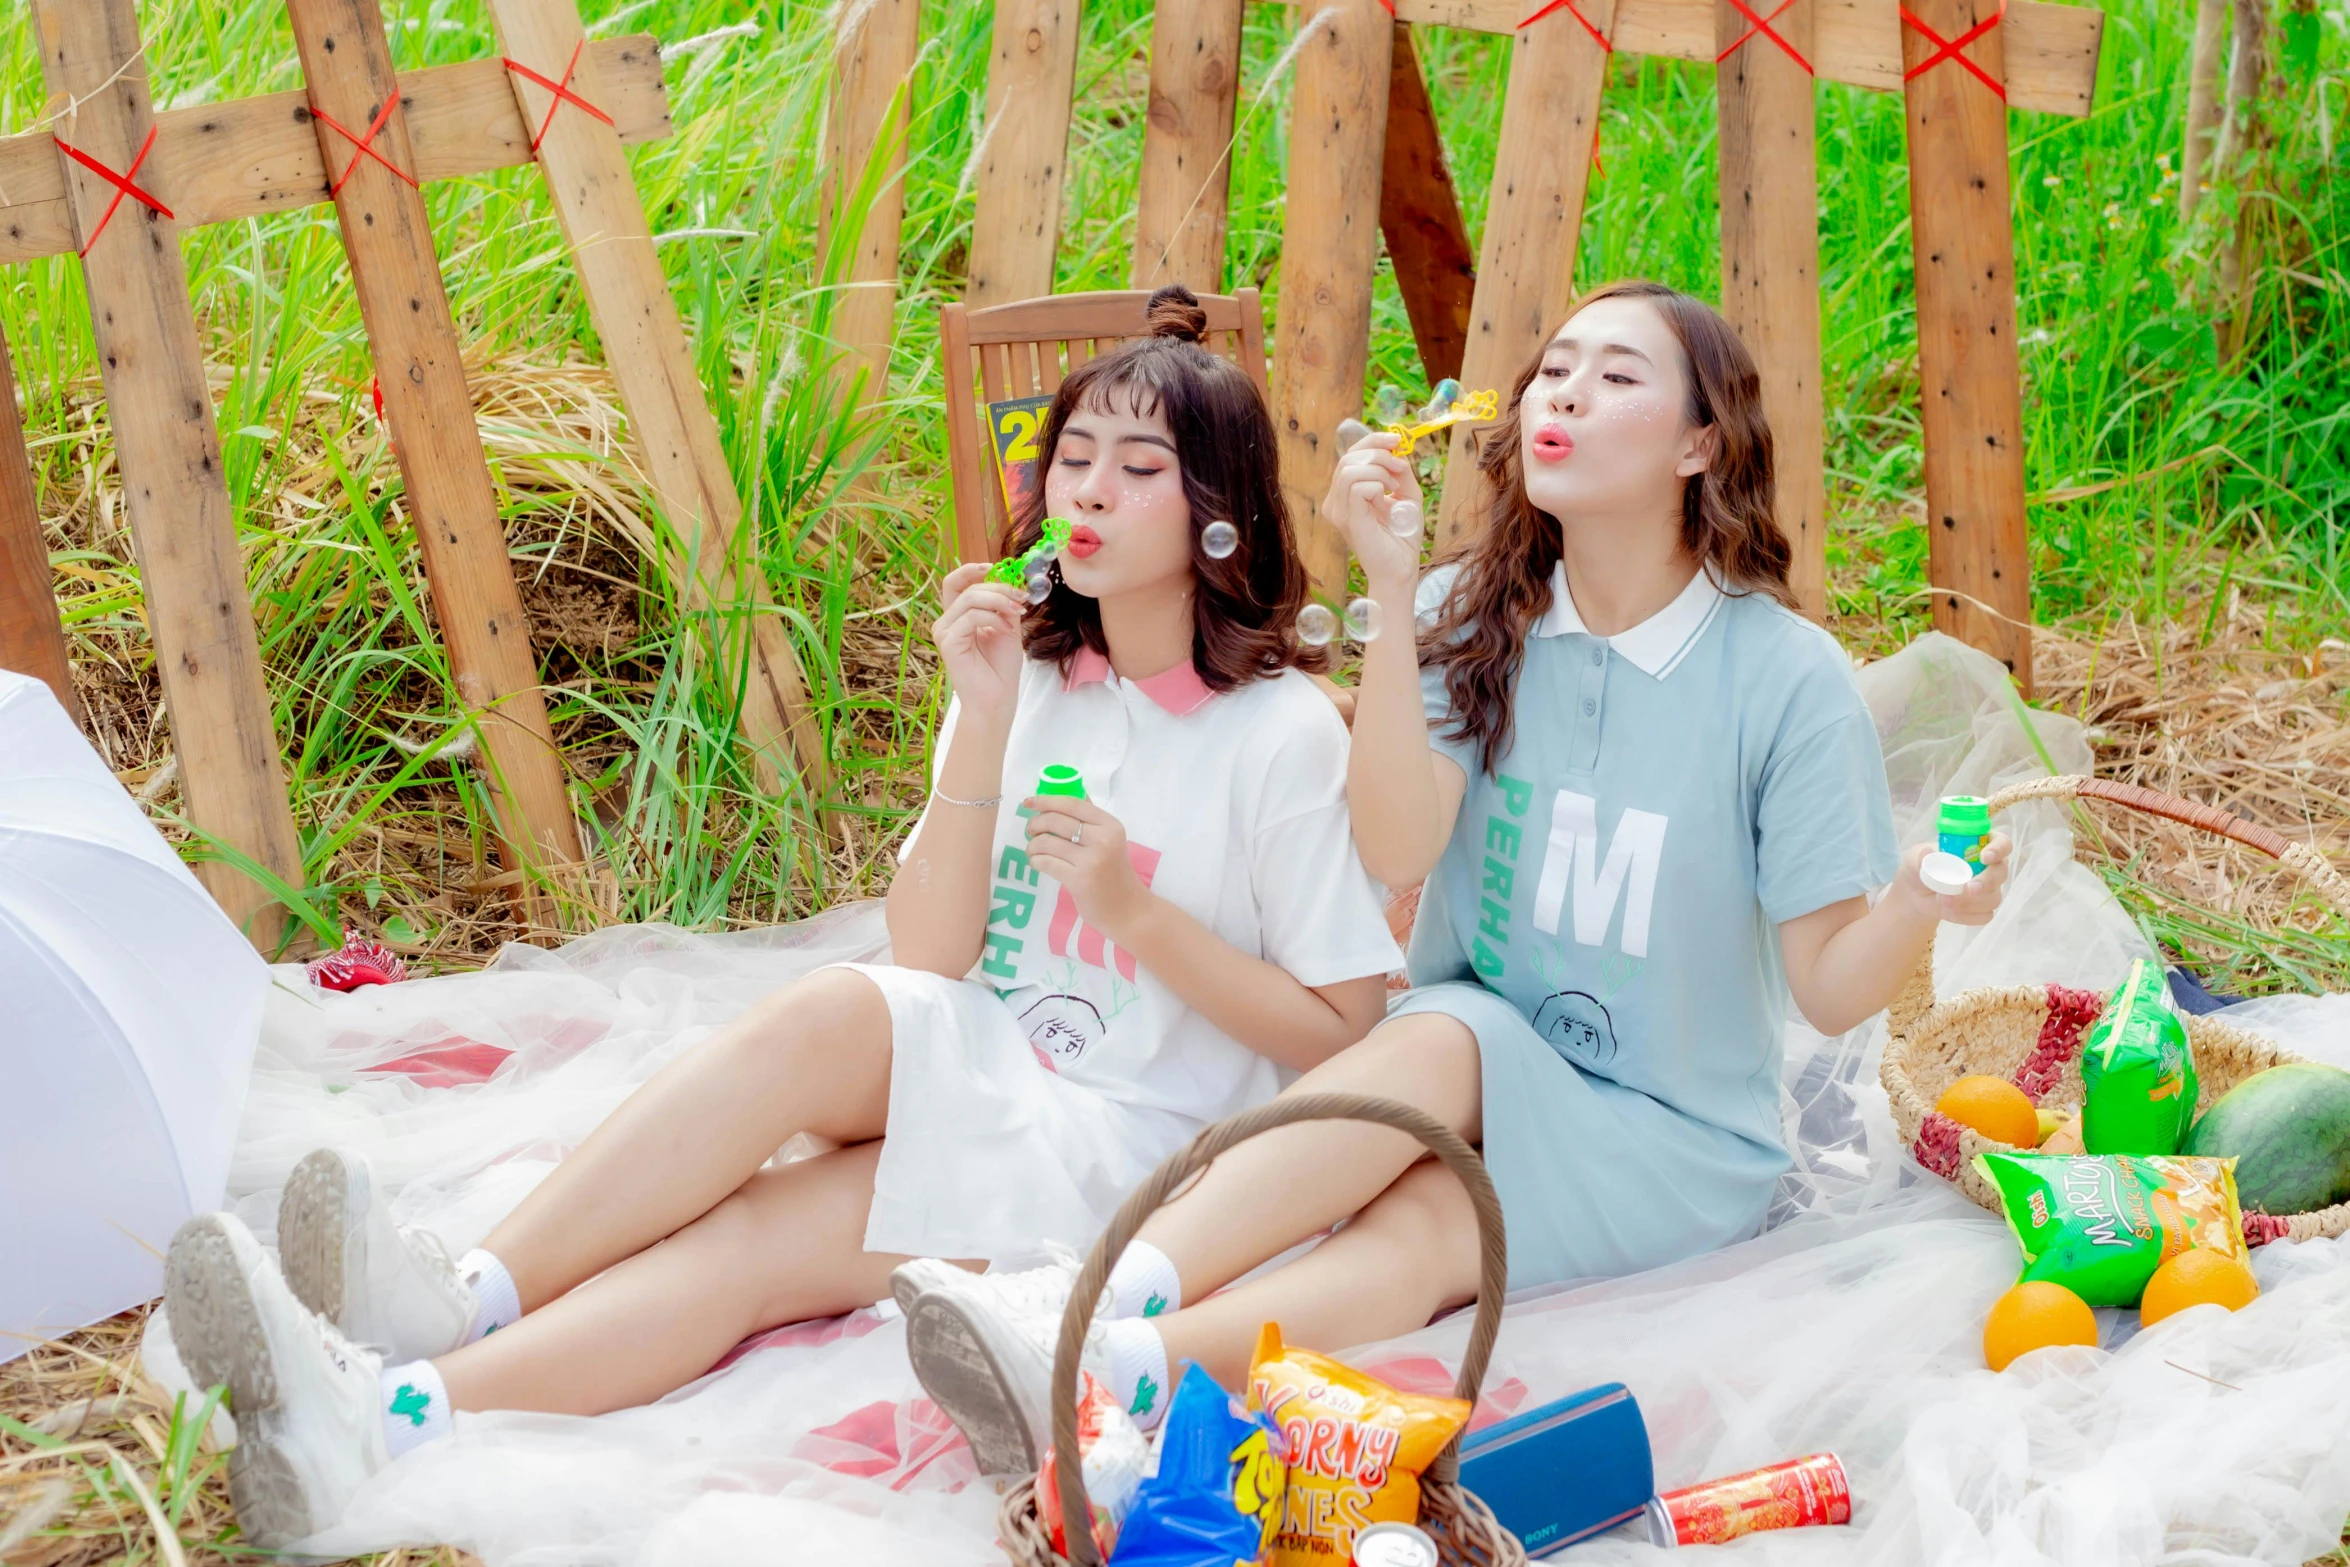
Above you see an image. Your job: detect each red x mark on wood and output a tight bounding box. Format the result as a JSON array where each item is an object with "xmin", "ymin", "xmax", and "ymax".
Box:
[
  {"xmin": 311, "ymin": 87, "xmax": 420, "ymax": 197},
  {"xmin": 54, "ymin": 125, "xmax": 174, "ymax": 256},
  {"xmin": 503, "ymin": 38, "xmax": 615, "ymax": 155},
  {"xmin": 1899, "ymin": 0, "xmax": 2008, "ymax": 100},
  {"xmin": 1717, "ymin": 0, "xmax": 1815, "ymax": 73},
  {"xmin": 1518, "ymin": 0, "xmax": 1615, "ymax": 54}
]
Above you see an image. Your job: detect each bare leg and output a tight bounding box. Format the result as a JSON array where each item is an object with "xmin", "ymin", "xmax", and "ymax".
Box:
[
  {"xmin": 437, "ymin": 1140, "xmax": 918, "ymax": 1416},
  {"xmin": 1137, "ymin": 1012, "xmax": 1482, "ymax": 1299},
  {"xmin": 1153, "ymin": 1162, "xmax": 1482, "ymax": 1389},
  {"xmin": 479, "ymin": 966, "xmax": 895, "ymax": 1309}
]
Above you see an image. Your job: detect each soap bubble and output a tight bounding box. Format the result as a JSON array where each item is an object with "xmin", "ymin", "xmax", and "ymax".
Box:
[
  {"xmin": 1373, "ymin": 383, "xmax": 1408, "ymax": 424},
  {"xmin": 1336, "ymin": 418, "xmax": 1372, "ymax": 450},
  {"xmin": 1024, "ymin": 567, "xmax": 1052, "ymax": 603},
  {"xmin": 1388, "ymin": 499, "xmax": 1424, "ymax": 541},
  {"xmin": 1424, "ymin": 378, "xmax": 1461, "ymax": 421},
  {"xmin": 1345, "ymin": 597, "xmax": 1382, "ymax": 642},
  {"xmin": 1200, "ymin": 520, "xmax": 1239, "ymax": 560},
  {"xmin": 1296, "ymin": 603, "xmax": 1338, "ymax": 647}
]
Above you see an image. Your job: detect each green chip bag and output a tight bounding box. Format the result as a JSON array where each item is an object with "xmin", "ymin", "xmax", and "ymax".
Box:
[
  {"xmin": 1976, "ymin": 1150, "xmax": 2247, "ymax": 1307},
  {"xmin": 2081, "ymin": 959, "xmax": 2198, "ymax": 1155}
]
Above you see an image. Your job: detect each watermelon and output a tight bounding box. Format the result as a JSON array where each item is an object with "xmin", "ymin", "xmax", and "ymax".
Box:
[{"xmin": 2181, "ymin": 1063, "xmax": 2350, "ymax": 1215}]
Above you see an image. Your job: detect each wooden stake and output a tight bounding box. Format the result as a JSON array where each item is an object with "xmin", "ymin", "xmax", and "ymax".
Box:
[
  {"xmin": 1273, "ymin": 2, "xmax": 1395, "ymax": 593},
  {"xmin": 1436, "ymin": 1, "xmax": 1616, "ymax": 548},
  {"xmin": 2180, "ymin": 0, "xmax": 2226, "ymax": 220},
  {"xmin": 1717, "ymin": 0, "xmax": 1827, "ymax": 618},
  {"xmin": 285, "ymin": 0, "xmax": 585, "ymax": 919},
  {"xmin": 1379, "ymin": 23, "xmax": 1476, "ymax": 385},
  {"xmin": 822, "ymin": 0, "xmax": 924, "ymax": 407},
  {"xmin": 1901, "ymin": 0, "xmax": 2033, "ymax": 687},
  {"xmin": 0, "ymin": 39, "xmax": 674, "ymax": 267},
  {"xmin": 966, "ymin": 0, "xmax": 1082, "ymax": 306},
  {"xmin": 0, "ymin": 324, "xmax": 75, "ymax": 724},
  {"xmin": 1132, "ymin": 0, "xmax": 1246, "ymax": 291},
  {"xmin": 487, "ymin": 0, "xmax": 827, "ymax": 802},
  {"xmin": 31, "ymin": 0, "xmax": 302, "ymax": 949}
]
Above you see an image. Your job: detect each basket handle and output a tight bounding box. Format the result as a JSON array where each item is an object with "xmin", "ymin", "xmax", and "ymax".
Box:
[
  {"xmin": 1886, "ymin": 774, "xmax": 2350, "ymax": 1039},
  {"xmin": 1048, "ymin": 1092, "xmax": 1509, "ymax": 1567}
]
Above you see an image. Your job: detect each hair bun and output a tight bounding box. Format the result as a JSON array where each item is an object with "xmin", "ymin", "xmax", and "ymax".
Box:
[{"xmin": 1143, "ymin": 284, "xmax": 1208, "ymax": 344}]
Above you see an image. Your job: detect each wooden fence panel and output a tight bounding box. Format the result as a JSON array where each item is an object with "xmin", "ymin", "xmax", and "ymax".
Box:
[
  {"xmin": 285, "ymin": 0, "xmax": 585, "ymax": 922},
  {"xmin": 1132, "ymin": 0, "xmax": 1246, "ymax": 291},
  {"xmin": 1717, "ymin": 0, "xmax": 1827, "ymax": 618},
  {"xmin": 487, "ymin": 0, "xmax": 827, "ymax": 800},
  {"xmin": 966, "ymin": 0, "xmax": 1082, "ymax": 306},
  {"xmin": 823, "ymin": 0, "xmax": 925, "ymax": 409},
  {"xmin": 1436, "ymin": 1, "xmax": 1616, "ymax": 548},
  {"xmin": 1901, "ymin": 0, "xmax": 2033, "ymax": 687},
  {"xmin": 31, "ymin": 0, "xmax": 303, "ymax": 949},
  {"xmin": 1273, "ymin": 2, "xmax": 1396, "ymax": 593},
  {"xmin": 1379, "ymin": 23, "xmax": 1476, "ymax": 385}
]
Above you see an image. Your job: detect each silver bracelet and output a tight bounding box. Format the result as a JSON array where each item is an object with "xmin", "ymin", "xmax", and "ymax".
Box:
[{"xmin": 931, "ymin": 787, "xmax": 1002, "ymax": 809}]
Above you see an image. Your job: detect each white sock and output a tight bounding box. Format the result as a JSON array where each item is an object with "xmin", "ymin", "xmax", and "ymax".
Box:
[
  {"xmin": 1105, "ymin": 1239, "xmax": 1182, "ymax": 1321},
  {"xmin": 380, "ymin": 1359, "xmax": 452, "ymax": 1457},
  {"xmin": 456, "ymin": 1249, "xmax": 521, "ymax": 1343},
  {"xmin": 1100, "ymin": 1318, "xmax": 1172, "ymax": 1431}
]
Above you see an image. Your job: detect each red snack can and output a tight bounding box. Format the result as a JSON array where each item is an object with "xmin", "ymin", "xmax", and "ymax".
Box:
[
  {"xmin": 1644, "ymin": 1452, "xmax": 1851, "ymax": 1548},
  {"xmin": 1351, "ymin": 1521, "xmax": 1440, "ymax": 1567}
]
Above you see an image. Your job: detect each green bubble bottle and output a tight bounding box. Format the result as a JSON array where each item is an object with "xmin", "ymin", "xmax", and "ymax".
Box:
[
  {"xmin": 1036, "ymin": 764, "xmax": 1086, "ymax": 801},
  {"xmin": 1936, "ymin": 795, "xmax": 1991, "ymax": 874}
]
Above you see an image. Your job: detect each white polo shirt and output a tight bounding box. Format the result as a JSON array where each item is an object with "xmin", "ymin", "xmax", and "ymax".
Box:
[{"xmin": 904, "ymin": 651, "xmax": 1401, "ymax": 1125}]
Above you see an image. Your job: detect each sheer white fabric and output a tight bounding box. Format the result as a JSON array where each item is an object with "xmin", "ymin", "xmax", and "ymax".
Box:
[{"xmin": 214, "ymin": 634, "xmax": 2350, "ymax": 1565}]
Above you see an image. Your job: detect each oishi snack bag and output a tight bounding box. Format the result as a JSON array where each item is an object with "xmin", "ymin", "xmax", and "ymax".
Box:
[
  {"xmin": 1976, "ymin": 1150, "xmax": 2248, "ymax": 1307},
  {"xmin": 1035, "ymin": 1372, "xmax": 1150, "ymax": 1560},
  {"xmin": 1246, "ymin": 1324, "xmax": 1470, "ymax": 1567},
  {"xmin": 2082, "ymin": 959, "xmax": 2199, "ymax": 1155},
  {"xmin": 1114, "ymin": 1363, "xmax": 1288, "ymax": 1567}
]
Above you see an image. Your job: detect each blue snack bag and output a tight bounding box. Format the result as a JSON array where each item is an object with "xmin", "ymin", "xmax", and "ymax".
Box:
[{"xmin": 1112, "ymin": 1363, "xmax": 1287, "ymax": 1567}]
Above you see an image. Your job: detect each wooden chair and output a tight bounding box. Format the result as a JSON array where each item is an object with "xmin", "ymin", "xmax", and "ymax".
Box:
[{"xmin": 939, "ymin": 288, "xmax": 1269, "ymax": 566}]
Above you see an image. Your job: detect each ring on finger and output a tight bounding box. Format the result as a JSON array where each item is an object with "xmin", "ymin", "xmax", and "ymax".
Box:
[{"xmin": 1072, "ymin": 824, "xmax": 1083, "ymax": 846}]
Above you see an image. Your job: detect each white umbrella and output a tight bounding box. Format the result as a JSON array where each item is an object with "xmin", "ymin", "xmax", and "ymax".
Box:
[{"xmin": 0, "ymin": 668, "xmax": 268, "ymax": 1363}]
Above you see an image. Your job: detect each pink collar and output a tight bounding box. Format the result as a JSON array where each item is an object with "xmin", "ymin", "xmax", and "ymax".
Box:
[{"xmin": 1063, "ymin": 647, "xmax": 1217, "ymax": 717}]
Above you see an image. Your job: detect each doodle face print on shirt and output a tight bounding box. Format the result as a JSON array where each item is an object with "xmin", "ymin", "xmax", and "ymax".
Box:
[
  {"xmin": 1020, "ymin": 992, "xmax": 1107, "ymax": 1072},
  {"xmin": 1533, "ymin": 989, "xmax": 1620, "ymax": 1067}
]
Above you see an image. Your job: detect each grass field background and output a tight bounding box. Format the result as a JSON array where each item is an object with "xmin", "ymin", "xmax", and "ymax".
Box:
[{"xmin": 3, "ymin": 0, "xmax": 2345, "ymax": 960}]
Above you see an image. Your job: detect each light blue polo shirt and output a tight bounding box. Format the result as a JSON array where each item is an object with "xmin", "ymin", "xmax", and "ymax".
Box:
[{"xmin": 1407, "ymin": 561, "xmax": 1898, "ymax": 1162}]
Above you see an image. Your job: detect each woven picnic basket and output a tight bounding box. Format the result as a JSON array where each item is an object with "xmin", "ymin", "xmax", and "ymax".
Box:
[
  {"xmin": 1882, "ymin": 774, "xmax": 2350, "ymax": 1247},
  {"xmin": 999, "ymin": 1091, "xmax": 1527, "ymax": 1567}
]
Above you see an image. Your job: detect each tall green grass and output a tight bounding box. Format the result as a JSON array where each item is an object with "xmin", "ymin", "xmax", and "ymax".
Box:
[{"xmin": 3, "ymin": 0, "xmax": 2343, "ymax": 954}]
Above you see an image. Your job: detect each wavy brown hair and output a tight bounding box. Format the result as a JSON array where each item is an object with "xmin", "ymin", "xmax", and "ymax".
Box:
[
  {"xmin": 1009, "ymin": 285, "xmax": 1326, "ymax": 685},
  {"xmin": 1424, "ymin": 280, "xmax": 1793, "ymax": 771}
]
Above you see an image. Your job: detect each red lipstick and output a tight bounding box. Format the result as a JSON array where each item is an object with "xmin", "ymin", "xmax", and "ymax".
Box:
[
  {"xmin": 1531, "ymin": 423, "xmax": 1575, "ymax": 463},
  {"xmin": 1065, "ymin": 524, "xmax": 1102, "ymax": 558}
]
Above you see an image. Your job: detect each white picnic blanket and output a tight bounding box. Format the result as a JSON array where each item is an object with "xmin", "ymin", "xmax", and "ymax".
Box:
[{"xmin": 205, "ymin": 633, "xmax": 2350, "ymax": 1566}]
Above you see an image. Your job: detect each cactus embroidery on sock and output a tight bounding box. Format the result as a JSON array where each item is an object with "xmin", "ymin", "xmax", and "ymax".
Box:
[{"xmin": 390, "ymin": 1383, "xmax": 433, "ymax": 1427}]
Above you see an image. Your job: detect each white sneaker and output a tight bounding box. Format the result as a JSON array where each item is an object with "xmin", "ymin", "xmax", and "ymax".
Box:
[
  {"xmin": 279, "ymin": 1148, "xmax": 476, "ymax": 1362},
  {"xmin": 165, "ymin": 1212, "xmax": 391, "ymax": 1547},
  {"xmin": 894, "ymin": 1254, "xmax": 1106, "ymax": 1476}
]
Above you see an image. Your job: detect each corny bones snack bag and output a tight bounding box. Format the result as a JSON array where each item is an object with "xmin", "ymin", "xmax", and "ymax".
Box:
[
  {"xmin": 2081, "ymin": 958, "xmax": 2199, "ymax": 1155},
  {"xmin": 1246, "ymin": 1323, "xmax": 1469, "ymax": 1567},
  {"xmin": 1976, "ymin": 1150, "xmax": 2247, "ymax": 1307}
]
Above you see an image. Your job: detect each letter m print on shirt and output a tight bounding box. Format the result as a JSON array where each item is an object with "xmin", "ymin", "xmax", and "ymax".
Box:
[
  {"xmin": 1530, "ymin": 792, "xmax": 1668, "ymax": 958},
  {"xmin": 1048, "ymin": 842, "xmax": 1164, "ymax": 980}
]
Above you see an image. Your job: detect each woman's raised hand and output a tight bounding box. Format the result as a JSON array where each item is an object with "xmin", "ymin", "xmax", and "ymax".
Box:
[
  {"xmin": 932, "ymin": 562, "xmax": 1028, "ymax": 721},
  {"xmin": 1023, "ymin": 794, "xmax": 1149, "ymax": 940},
  {"xmin": 1319, "ymin": 431, "xmax": 1423, "ymax": 590}
]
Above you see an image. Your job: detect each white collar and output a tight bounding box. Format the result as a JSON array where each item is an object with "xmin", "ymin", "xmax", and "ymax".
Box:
[{"xmin": 1534, "ymin": 560, "xmax": 1726, "ymax": 679}]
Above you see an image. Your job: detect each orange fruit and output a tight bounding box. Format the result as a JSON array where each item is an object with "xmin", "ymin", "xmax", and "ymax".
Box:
[
  {"xmin": 1936, "ymin": 1075, "xmax": 2040, "ymax": 1148},
  {"xmin": 2139, "ymin": 1249, "xmax": 2260, "ymax": 1327},
  {"xmin": 1983, "ymin": 1281, "xmax": 2099, "ymax": 1371}
]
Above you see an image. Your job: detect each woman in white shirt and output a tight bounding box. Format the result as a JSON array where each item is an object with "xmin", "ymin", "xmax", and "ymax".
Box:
[{"xmin": 158, "ymin": 287, "xmax": 1402, "ymax": 1545}]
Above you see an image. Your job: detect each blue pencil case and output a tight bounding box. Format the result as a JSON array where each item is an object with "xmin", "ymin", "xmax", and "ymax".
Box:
[{"xmin": 1456, "ymin": 1383, "xmax": 1653, "ymax": 1557}]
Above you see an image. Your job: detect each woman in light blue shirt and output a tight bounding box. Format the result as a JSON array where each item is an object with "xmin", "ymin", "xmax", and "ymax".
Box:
[{"xmin": 905, "ymin": 282, "xmax": 2015, "ymax": 1457}]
